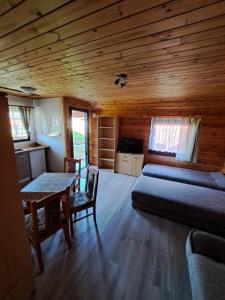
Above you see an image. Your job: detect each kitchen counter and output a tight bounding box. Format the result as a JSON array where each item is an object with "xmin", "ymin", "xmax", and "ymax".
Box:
[{"xmin": 14, "ymin": 145, "xmax": 49, "ymax": 153}]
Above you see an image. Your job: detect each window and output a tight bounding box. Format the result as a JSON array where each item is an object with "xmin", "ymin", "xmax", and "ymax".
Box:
[
  {"xmin": 148, "ymin": 117, "xmax": 200, "ymax": 162},
  {"xmin": 9, "ymin": 106, "xmax": 30, "ymax": 142}
]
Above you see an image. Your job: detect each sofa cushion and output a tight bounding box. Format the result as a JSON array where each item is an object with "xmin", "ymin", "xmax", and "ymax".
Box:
[
  {"xmin": 132, "ymin": 175, "xmax": 225, "ymax": 234},
  {"xmin": 142, "ymin": 163, "xmax": 224, "ymax": 190},
  {"xmin": 187, "ymin": 230, "xmax": 225, "ymax": 264},
  {"xmin": 188, "ymin": 254, "xmax": 225, "ymax": 300}
]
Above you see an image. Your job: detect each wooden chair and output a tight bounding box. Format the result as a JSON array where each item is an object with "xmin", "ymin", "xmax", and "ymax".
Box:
[
  {"xmin": 69, "ymin": 165, "xmax": 99, "ymax": 237},
  {"xmin": 21, "ymin": 188, "xmax": 71, "ymax": 273},
  {"xmin": 64, "ymin": 157, "xmax": 81, "ymax": 192}
]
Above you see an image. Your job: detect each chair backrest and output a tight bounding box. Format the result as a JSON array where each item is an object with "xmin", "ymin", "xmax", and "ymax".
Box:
[
  {"xmin": 85, "ymin": 165, "xmax": 99, "ymax": 202},
  {"xmin": 64, "ymin": 157, "xmax": 81, "ymax": 175},
  {"xmin": 21, "ymin": 188, "xmax": 70, "ymax": 237}
]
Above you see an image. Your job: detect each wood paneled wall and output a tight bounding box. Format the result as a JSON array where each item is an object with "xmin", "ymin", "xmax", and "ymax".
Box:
[
  {"xmin": 119, "ymin": 116, "xmax": 225, "ymax": 171},
  {"xmin": 89, "ymin": 102, "xmax": 225, "ymax": 172},
  {"xmin": 63, "ymin": 96, "xmax": 225, "ymax": 172}
]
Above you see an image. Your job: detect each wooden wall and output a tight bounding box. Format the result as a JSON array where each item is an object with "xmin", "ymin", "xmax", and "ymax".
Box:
[
  {"xmin": 89, "ymin": 101, "xmax": 225, "ymax": 172},
  {"xmin": 62, "ymin": 95, "xmax": 225, "ymax": 172}
]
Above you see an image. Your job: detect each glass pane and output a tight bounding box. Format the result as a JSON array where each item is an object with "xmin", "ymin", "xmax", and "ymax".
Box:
[
  {"xmin": 9, "ymin": 106, "xmax": 28, "ymax": 141},
  {"xmin": 71, "ymin": 110, "xmax": 87, "ymax": 169}
]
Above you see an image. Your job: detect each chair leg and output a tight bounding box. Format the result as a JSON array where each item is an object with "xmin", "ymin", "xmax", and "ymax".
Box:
[
  {"xmin": 63, "ymin": 225, "xmax": 71, "ymax": 249},
  {"xmin": 70, "ymin": 214, "xmax": 74, "ymax": 237},
  {"xmin": 35, "ymin": 242, "xmax": 44, "ymax": 273},
  {"xmin": 93, "ymin": 205, "xmax": 97, "ymax": 226}
]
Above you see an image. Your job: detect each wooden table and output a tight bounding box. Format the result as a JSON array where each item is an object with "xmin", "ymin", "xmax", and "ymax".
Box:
[{"xmin": 21, "ymin": 172, "xmax": 76, "ymax": 193}]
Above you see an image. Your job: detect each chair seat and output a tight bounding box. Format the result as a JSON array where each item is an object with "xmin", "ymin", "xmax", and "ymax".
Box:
[
  {"xmin": 25, "ymin": 208, "xmax": 65, "ymax": 235},
  {"xmin": 70, "ymin": 192, "xmax": 92, "ymax": 209}
]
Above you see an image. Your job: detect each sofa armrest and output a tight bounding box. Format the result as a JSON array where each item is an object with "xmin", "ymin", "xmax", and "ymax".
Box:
[{"xmin": 189, "ymin": 230, "xmax": 225, "ymax": 264}]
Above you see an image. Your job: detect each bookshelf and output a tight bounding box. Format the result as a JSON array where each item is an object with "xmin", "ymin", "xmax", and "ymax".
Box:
[{"xmin": 97, "ymin": 116, "xmax": 119, "ymax": 172}]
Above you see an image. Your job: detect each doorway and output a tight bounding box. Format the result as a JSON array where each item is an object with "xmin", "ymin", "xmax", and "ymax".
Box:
[{"xmin": 69, "ymin": 108, "xmax": 89, "ymax": 169}]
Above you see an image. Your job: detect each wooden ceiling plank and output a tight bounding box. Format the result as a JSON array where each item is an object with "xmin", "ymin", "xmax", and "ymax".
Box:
[
  {"xmin": 0, "ymin": 0, "xmax": 169, "ymax": 60},
  {"xmin": 2, "ymin": 58, "xmax": 225, "ymax": 89},
  {"xmin": 61, "ymin": 34, "xmax": 225, "ymax": 69},
  {"xmin": 0, "ymin": 0, "xmax": 71, "ymax": 37},
  {"xmin": 0, "ymin": 8, "xmax": 225, "ymax": 76},
  {"xmin": 2, "ymin": 47, "xmax": 225, "ymax": 86},
  {"xmin": 20, "ymin": 42, "xmax": 225, "ymax": 79},
  {"xmin": 0, "ymin": 0, "xmax": 120, "ymax": 51},
  {"xmin": 0, "ymin": 37, "xmax": 182, "ymax": 74},
  {"xmin": 0, "ymin": 0, "xmax": 23, "ymax": 16},
  {"xmin": 0, "ymin": 0, "xmax": 222, "ymax": 63},
  {"xmin": 19, "ymin": 12, "xmax": 225, "ymax": 66}
]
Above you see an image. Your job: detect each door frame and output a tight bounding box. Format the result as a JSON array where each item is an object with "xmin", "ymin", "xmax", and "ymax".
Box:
[{"xmin": 69, "ymin": 107, "xmax": 89, "ymax": 167}]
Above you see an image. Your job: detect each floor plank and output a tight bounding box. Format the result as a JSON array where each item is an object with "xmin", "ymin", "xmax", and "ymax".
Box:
[{"xmin": 30, "ymin": 171, "xmax": 192, "ymax": 300}]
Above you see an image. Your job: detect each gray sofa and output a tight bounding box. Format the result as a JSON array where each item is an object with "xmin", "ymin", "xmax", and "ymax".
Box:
[
  {"xmin": 142, "ymin": 163, "xmax": 225, "ymax": 191},
  {"xmin": 132, "ymin": 175, "xmax": 225, "ymax": 235},
  {"xmin": 186, "ymin": 230, "xmax": 225, "ymax": 300}
]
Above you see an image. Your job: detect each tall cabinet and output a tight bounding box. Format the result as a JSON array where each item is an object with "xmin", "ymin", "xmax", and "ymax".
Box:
[
  {"xmin": 97, "ymin": 116, "xmax": 119, "ymax": 172},
  {"xmin": 0, "ymin": 95, "xmax": 34, "ymax": 300}
]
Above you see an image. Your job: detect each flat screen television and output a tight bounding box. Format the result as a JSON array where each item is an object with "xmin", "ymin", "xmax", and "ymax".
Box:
[{"xmin": 118, "ymin": 138, "xmax": 143, "ymax": 154}]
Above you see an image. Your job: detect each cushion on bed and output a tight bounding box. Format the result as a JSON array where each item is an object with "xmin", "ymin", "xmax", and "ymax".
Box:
[
  {"xmin": 132, "ymin": 175, "xmax": 225, "ymax": 234},
  {"xmin": 142, "ymin": 163, "xmax": 224, "ymax": 190}
]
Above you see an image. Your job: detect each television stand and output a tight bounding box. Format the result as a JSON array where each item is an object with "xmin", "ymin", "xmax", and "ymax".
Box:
[{"xmin": 115, "ymin": 152, "xmax": 144, "ymax": 176}]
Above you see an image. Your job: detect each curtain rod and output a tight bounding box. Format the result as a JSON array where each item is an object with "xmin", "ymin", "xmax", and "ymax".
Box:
[{"xmin": 9, "ymin": 104, "xmax": 34, "ymax": 109}]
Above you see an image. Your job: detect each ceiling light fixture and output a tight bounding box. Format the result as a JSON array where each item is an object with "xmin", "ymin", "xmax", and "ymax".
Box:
[
  {"xmin": 20, "ymin": 86, "xmax": 37, "ymax": 94},
  {"xmin": 114, "ymin": 73, "xmax": 128, "ymax": 87}
]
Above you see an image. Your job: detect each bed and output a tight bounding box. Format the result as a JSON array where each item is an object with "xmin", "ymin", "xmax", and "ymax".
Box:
[
  {"xmin": 132, "ymin": 175, "xmax": 225, "ymax": 235},
  {"xmin": 142, "ymin": 163, "xmax": 225, "ymax": 191}
]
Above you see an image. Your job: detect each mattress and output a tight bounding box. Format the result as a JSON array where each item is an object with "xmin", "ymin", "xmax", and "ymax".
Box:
[
  {"xmin": 132, "ymin": 175, "xmax": 225, "ymax": 235},
  {"xmin": 142, "ymin": 163, "xmax": 225, "ymax": 191}
]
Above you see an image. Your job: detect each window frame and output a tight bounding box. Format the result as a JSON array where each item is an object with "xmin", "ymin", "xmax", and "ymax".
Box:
[{"xmin": 9, "ymin": 105, "xmax": 31, "ymax": 143}]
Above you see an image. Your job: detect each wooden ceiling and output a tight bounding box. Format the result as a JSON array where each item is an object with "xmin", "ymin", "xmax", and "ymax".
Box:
[{"xmin": 1, "ymin": 0, "xmax": 225, "ymax": 109}]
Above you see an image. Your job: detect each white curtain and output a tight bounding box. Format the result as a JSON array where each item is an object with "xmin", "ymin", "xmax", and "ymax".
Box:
[{"xmin": 149, "ymin": 117, "xmax": 200, "ymax": 162}]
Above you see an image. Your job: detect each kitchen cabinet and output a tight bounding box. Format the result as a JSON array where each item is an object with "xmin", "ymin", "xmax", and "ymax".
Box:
[
  {"xmin": 15, "ymin": 151, "xmax": 31, "ymax": 187},
  {"xmin": 29, "ymin": 149, "xmax": 47, "ymax": 179},
  {"xmin": 15, "ymin": 147, "xmax": 48, "ymax": 187}
]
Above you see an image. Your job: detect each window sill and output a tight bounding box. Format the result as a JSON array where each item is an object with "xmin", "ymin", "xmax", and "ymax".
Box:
[{"xmin": 148, "ymin": 150, "xmax": 176, "ymax": 158}]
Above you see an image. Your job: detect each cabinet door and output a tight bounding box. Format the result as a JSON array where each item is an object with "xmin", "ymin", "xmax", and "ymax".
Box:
[
  {"xmin": 131, "ymin": 155, "xmax": 144, "ymax": 176},
  {"xmin": 116, "ymin": 153, "xmax": 131, "ymax": 175},
  {"xmin": 121, "ymin": 154, "xmax": 132, "ymax": 175},
  {"xmin": 29, "ymin": 150, "xmax": 46, "ymax": 179},
  {"xmin": 15, "ymin": 152, "xmax": 31, "ymax": 186}
]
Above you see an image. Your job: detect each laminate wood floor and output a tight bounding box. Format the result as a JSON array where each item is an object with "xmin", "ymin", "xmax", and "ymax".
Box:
[{"xmin": 30, "ymin": 171, "xmax": 192, "ymax": 300}]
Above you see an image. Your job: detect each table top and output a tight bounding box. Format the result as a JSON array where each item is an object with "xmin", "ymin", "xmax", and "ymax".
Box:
[{"xmin": 21, "ymin": 172, "xmax": 76, "ymax": 193}]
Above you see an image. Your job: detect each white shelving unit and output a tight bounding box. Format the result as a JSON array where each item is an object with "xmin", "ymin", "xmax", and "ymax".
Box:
[{"xmin": 97, "ymin": 116, "xmax": 119, "ymax": 172}]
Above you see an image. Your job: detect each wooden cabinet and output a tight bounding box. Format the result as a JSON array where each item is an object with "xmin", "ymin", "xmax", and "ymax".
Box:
[
  {"xmin": 0, "ymin": 97, "xmax": 34, "ymax": 300},
  {"xmin": 97, "ymin": 116, "xmax": 119, "ymax": 172},
  {"xmin": 29, "ymin": 149, "xmax": 47, "ymax": 179},
  {"xmin": 15, "ymin": 148, "xmax": 47, "ymax": 187},
  {"xmin": 116, "ymin": 153, "xmax": 144, "ymax": 176},
  {"xmin": 15, "ymin": 151, "xmax": 31, "ymax": 187}
]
